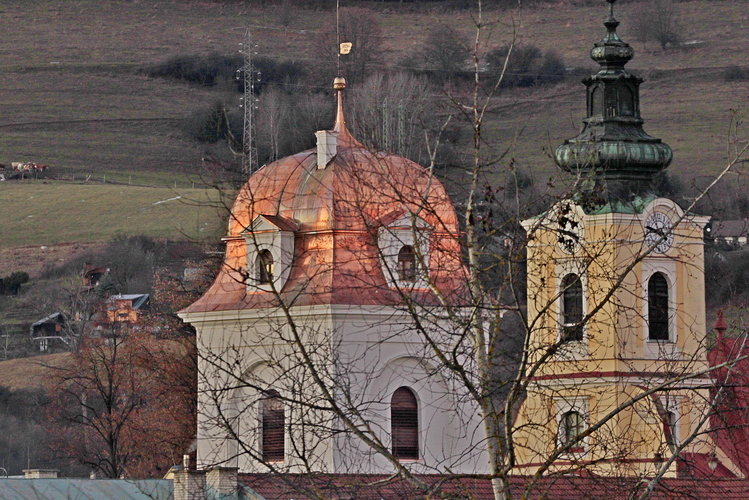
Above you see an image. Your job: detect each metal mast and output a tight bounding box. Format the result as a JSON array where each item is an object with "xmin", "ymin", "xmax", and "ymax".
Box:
[{"xmin": 240, "ymin": 28, "xmax": 258, "ymax": 174}]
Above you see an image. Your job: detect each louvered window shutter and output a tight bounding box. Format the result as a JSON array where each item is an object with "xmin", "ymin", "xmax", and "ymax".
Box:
[
  {"xmin": 391, "ymin": 387, "xmax": 419, "ymax": 459},
  {"xmin": 261, "ymin": 391, "xmax": 284, "ymax": 462}
]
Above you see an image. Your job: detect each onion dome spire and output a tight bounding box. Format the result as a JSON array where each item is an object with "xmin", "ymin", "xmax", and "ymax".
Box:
[{"xmin": 555, "ymin": 0, "xmax": 672, "ymax": 182}]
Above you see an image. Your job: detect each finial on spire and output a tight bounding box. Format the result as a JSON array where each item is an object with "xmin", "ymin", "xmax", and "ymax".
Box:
[
  {"xmin": 332, "ymin": 76, "xmax": 350, "ymax": 138},
  {"xmin": 591, "ymin": 0, "xmax": 631, "ymax": 70},
  {"xmin": 607, "ymin": 0, "xmax": 616, "ymax": 15}
]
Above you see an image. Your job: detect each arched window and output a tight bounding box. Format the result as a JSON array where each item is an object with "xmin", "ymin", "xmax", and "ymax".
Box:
[
  {"xmin": 391, "ymin": 387, "xmax": 418, "ymax": 460},
  {"xmin": 256, "ymin": 250, "xmax": 274, "ymax": 284},
  {"xmin": 261, "ymin": 390, "xmax": 284, "ymax": 462},
  {"xmin": 561, "ymin": 273, "xmax": 583, "ymax": 341},
  {"xmin": 560, "ymin": 410, "xmax": 585, "ymax": 449},
  {"xmin": 648, "ymin": 272, "xmax": 669, "ymax": 341},
  {"xmin": 397, "ymin": 245, "xmax": 417, "ymax": 282},
  {"xmin": 663, "ymin": 410, "xmax": 678, "ymax": 449}
]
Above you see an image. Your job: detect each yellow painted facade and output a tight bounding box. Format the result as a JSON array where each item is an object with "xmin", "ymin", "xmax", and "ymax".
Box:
[{"xmin": 516, "ymin": 196, "xmax": 722, "ymax": 476}]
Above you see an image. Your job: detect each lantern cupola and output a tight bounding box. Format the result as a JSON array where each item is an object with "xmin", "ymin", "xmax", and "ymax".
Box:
[{"xmin": 554, "ymin": 0, "xmax": 672, "ymax": 182}]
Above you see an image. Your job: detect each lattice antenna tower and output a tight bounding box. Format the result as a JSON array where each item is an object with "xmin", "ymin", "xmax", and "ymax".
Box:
[{"xmin": 240, "ymin": 28, "xmax": 259, "ymax": 174}]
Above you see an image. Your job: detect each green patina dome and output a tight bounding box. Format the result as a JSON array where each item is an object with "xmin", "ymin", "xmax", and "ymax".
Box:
[{"xmin": 555, "ymin": 0, "xmax": 672, "ymax": 181}]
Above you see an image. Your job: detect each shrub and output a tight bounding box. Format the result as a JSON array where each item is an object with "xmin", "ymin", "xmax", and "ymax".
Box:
[
  {"xmin": 418, "ymin": 25, "xmax": 471, "ymax": 82},
  {"xmin": 142, "ymin": 53, "xmax": 307, "ymax": 95},
  {"xmin": 724, "ymin": 66, "xmax": 749, "ymax": 82},
  {"xmin": 486, "ymin": 44, "xmax": 565, "ymax": 87},
  {"xmin": 39, "ymin": 236, "xmax": 172, "ymax": 294},
  {"xmin": 142, "ymin": 53, "xmax": 243, "ymax": 87},
  {"xmin": 251, "ymin": 57, "xmax": 307, "ymax": 94},
  {"xmin": 183, "ymin": 100, "xmax": 242, "ymax": 145},
  {"xmin": 0, "ymin": 271, "xmax": 29, "ymax": 295}
]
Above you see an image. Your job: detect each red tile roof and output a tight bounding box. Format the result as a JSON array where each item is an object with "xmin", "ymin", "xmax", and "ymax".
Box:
[
  {"xmin": 240, "ymin": 473, "xmax": 749, "ymax": 500},
  {"xmin": 708, "ymin": 335, "xmax": 749, "ymax": 477}
]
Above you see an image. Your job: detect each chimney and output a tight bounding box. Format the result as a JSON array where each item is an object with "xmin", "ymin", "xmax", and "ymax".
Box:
[
  {"xmin": 173, "ymin": 455, "xmax": 206, "ymax": 500},
  {"xmin": 206, "ymin": 467, "xmax": 239, "ymax": 500},
  {"xmin": 23, "ymin": 469, "xmax": 59, "ymax": 479},
  {"xmin": 315, "ymin": 130, "xmax": 338, "ymax": 169}
]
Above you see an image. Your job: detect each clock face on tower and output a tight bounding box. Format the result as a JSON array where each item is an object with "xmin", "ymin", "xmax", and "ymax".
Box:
[{"xmin": 644, "ymin": 211, "xmax": 674, "ymax": 254}]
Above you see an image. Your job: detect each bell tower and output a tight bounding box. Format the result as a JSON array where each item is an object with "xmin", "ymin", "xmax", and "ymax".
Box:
[{"xmin": 515, "ymin": 0, "xmax": 729, "ymax": 477}]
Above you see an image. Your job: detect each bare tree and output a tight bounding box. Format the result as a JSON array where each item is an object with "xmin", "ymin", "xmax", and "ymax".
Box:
[
  {"xmin": 630, "ymin": 0, "xmax": 683, "ymax": 50},
  {"xmin": 348, "ymin": 72, "xmax": 441, "ymax": 165},
  {"xmin": 46, "ymin": 328, "xmax": 196, "ymax": 478},
  {"xmin": 257, "ymin": 86, "xmax": 290, "ymax": 163},
  {"xmin": 416, "ymin": 24, "xmax": 471, "ymax": 83}
]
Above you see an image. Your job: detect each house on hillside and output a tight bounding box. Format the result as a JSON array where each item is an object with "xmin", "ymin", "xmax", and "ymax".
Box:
[
  {"xmin": 706, "ymin": 219, "xmax": 749, "ymax": 249},
  {"xmin": 82, "ymin": 264, "xmax": 109, "ymax": 291},
  {"xmin": 30, "ymin": 312, "xmax": 69, "ymax": 352},
  {"xmin": 106, "ymin": 294, "xmax": 150, "ymax": 325}
]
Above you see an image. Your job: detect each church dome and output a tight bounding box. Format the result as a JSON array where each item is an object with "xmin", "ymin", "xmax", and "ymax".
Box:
[{"xmin": 183, "ymin": 79, "xmax": 465, "ymax": 314}]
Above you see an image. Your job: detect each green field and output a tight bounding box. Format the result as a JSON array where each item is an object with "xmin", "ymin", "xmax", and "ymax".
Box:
[{"xmin": 0, "ymin": 183, "xmax": 227, "ymax": 247}]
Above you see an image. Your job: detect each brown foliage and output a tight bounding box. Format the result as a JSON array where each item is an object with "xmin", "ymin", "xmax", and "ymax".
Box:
[
  {"xmin": 44, "ymin": 261, "xmax": 213, "ymax": 478},
  {"xmin": 46, "ymin": 330, "xmax": 196, "ymax": 478}
]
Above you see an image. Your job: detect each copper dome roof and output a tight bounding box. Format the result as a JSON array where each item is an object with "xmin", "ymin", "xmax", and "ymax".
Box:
[{"xmin": 182, "ymin": 82, "xmax": 465, "ymax": 314}]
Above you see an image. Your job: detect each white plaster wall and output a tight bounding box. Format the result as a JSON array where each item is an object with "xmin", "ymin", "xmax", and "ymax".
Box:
[{"xmin": 183, "ymin": 304, "xmax": 488, "ymax": 475}]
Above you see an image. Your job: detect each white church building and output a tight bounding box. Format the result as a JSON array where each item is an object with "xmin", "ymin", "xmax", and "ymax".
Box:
[{"xmin": 179, "ymin": 77, "xmax": 489, "ymax": 475}]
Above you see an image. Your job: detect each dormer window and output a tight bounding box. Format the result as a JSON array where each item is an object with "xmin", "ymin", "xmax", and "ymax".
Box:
[
  {"xmin": 378, "ymin": 212, "xmax": 432, "ymax": 289},
  {"xmin": 256, "ymin": 250, "xmax": 274, "ymax": 284},
  {"xmin": 397, "ymin": 246, "xmax": 416, "ymax": 282},
  {"xmin": 242, "ymin": 215, "xmax": 297, "ymax": 292}
]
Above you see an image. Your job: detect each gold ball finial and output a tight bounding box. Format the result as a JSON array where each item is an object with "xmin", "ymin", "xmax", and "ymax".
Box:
[{"xmin": 333, "ymin": 77, "xmax": 346, "ymax": 91}]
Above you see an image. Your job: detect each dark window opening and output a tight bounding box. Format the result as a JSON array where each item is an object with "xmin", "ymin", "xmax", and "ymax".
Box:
[
  {"xmin": 619, "ymin": 86, "xmax": 635, "ymax": 116},
  {"xmin": 648, "ymin": 272, "xmax": 669, "ymax": 341},
  {"xmin": 397, "ymin": 245, "xmax": 417, "ymax": 282},
  {"xmin": 591, "ymin": 86, "xmax": 603, "ymax": 116},
  {"xmin": 663, "ymin": 410, "xmax": 678, "ymax": 450},
  {"xmin": 560, "ymin": 410, "xmax": 585, "ymax": 451},
  {"xmin": 256, "ymin": 250, "xmax": 274, "ymax": 284},
  {"xmin": 561, "ymin": 273, "xmax": 583, "ymax": 341},
  {"xmin": 261, "ymin": 390, "xmax": 284, "ymax": 462},
  {"xmin": 391, "ymin": 387, "xmax": 419, "ymax": 460}
]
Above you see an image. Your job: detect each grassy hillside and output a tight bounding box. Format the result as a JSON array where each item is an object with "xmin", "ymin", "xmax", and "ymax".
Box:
[
  {"xmin": 0, "ymin": 183, "xmax": 226, "ymax": 248},
  {"xmin": 0, "ymin": 0, "xmax": 747, "ymax": 249},
  {"xmin": 0, "ymin": 353, "xmax": 69, "ymax": 390}
]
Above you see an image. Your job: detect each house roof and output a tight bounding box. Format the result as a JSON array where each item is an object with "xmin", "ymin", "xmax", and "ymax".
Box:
[
  {"xmin": 0, "ymin": 479, "xmax": 172, "ymax": 500},
  {"xmin": 708, "ymin": 334, "xmax": 749, "ymax": 477},
  {"xmin": 240, "ymin": 473, "xmax": 749, "ymax": 500},
  {"xmin": 710, "ymin": 220, "xmax": 749, "ymax": 238},
  {"xmin": 108, "ymin": 294, "xmax": 150, "ymax": 310},
  {"xmin": 30, "ymin": 312, "xmax": 65, "ymax": 328}
]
